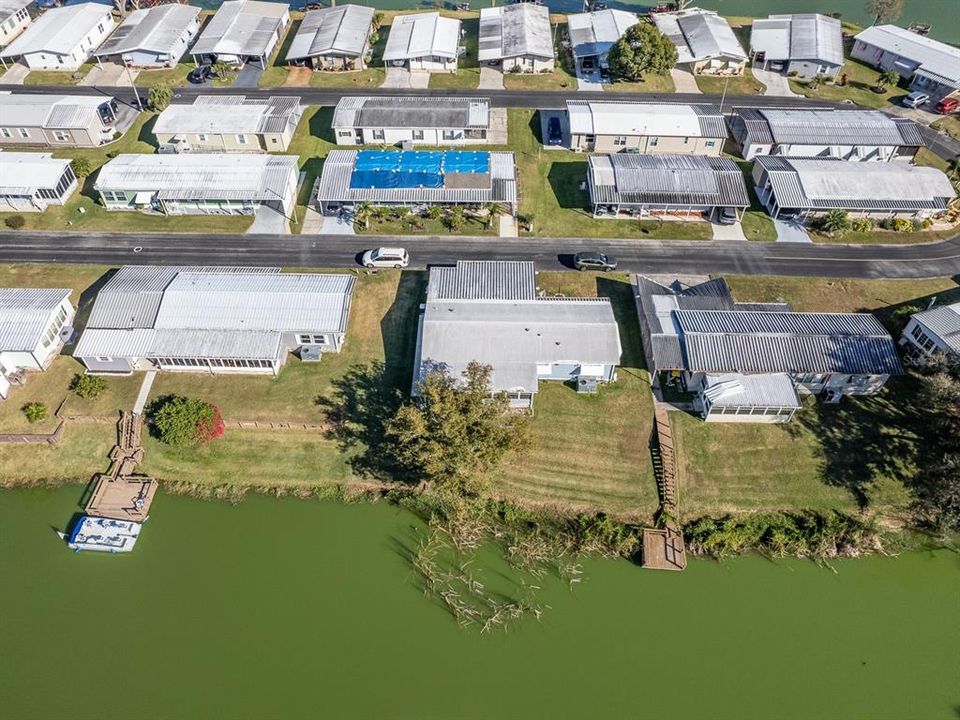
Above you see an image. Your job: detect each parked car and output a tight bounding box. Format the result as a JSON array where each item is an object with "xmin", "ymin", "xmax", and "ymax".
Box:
[
  {"xmin": 361, "ymin": 247, "xmax": 409, "ymax": 269},
  {"xmin": 716, "ymin": 207, "xmax": 738, "ymax": 225},
  {"xmin": 902, "ymin": 91, "xmax": 930, "ymax": 108},
  {"xmin": 188, "ymin": 65, "xmax": 213, "ymax": 84},
  {"xmin": 573, "ymin": 251, "xmax": 617, "ymax": 272},
  {"xmin": 935, "ymin": 97, "xmax": 960, "ymax": 114},
  {"xmin": 547, "ymin": 116, "xmax": 562, "ymax": 145}
]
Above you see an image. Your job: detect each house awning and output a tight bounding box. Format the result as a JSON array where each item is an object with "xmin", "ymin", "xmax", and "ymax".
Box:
[{"xmin": 133, "ymin": 191, "xmax": 154, "ymax": 204}]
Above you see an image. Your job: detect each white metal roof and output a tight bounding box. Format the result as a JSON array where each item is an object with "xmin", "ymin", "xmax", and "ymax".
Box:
[
  {"xmin": 94, "ymin": 4, "xmax": 200, "ymax": 58},
  {"xmin": 566, "ymin": 100, "xmax": 724, "ymax": 138},
  {"xmin": 332, "ymin": 96, "xmax": 489, "ymax": 130},
  {"xmin": 383, "ymin": 12, "xmax": 460, "ymax": 61},
  {"xmin": 285, "ymin": 4, "xmax": 373, "ymax": 60},
  {"xmin": 0, "ymin": 288, "xmax": 71, "ymax": 351},
  {"xmin": 191, "ymin": 0, "xmax": 289, "ymax": 58},
  {"xmin": 653, "ymin": 9, "xmax": 746, "ymax": 64},
  {"xmin": 154, "ymin": 95, "xmax": 303, "ymax": 136},
  {"xmin": 855, "ymin": 24, "xmax": 960, "ymax": 87},
  {"xmin": 0, "ymin": 0, "xmax": 31, "ymax": 23},
  {"xmin": 751, "ymin": 14, "xmax": 843, "ymax": 66},
  {"xmin": 0, "ymin": 93, "xmax": 112, "ymax": 129},
  {"xmin": 703, "ymin": 372, "xmax": 801, "ymax": 408},
  {"xmin": 0, "ymin": 152, "xmax": 71, "ymax": 195},
  {"xmin": 567, "ymin": 9, "xmax": 638, "ymax": 59},
  {"xmin": 1, "ymin": 3, "xmax": 114, "ymax": 58},
  {"xmin": 913, "ymin": 302, "xmax": 960, "ymax": 355},
  {"xmin": 93, "ymin": 153, "xmax": 299, "ymax": 202},
  {"xmin": 478, "ymin": 3, "xmax": 553, "ymax": 62}
]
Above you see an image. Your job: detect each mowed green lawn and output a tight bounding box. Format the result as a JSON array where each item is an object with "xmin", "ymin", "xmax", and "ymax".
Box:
[{"xmin": 0, "ymin": 423, "xmax": 115, "ymax": 487}]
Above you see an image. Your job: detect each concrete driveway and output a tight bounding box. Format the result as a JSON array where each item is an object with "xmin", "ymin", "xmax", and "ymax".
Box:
[
  {"xmin": 751, "ymin": 66, "xmax": 799, "ymax": 97},
  {"xmin": 81, "ymin": 62, "xmax": 139, "ymax": 87},
  {"xmin": 247, "ymin": 204, "xmax": 290, "ymax": 234},
  {"xmin": 773, "ymin": 218, "xmax": 812, "ymax": 243},
  {"xmin": 670, "ymin": 67, "xmax": 701, "ymax": 94},
  {"xmin": 711, "ymin": 219, "xmax": 747, "ymax": 241},
  {"xmin": 575, "ymin": 65, "xmax": 604, "ymax": 92},
  {"xmin": 382, "ymin": 67, "xmax": 430, "ymax": 88},
  {"xmin": 233, "ymin": 62, "xmax": 264, "ymax": 88},
  {"xmin": 479, "ymin": 65, "xmax": 504, "ymax": 90},
  {"xmin": 539, "ymin": 109, "xmax": 569, "ymax": 148},
  {"xmin": 0, "ymin": 62, "xmax": 29, "ymax": 84},
  {"xmin": 320, "ymin": 212, "xmax": 356, "ymax": 235}
]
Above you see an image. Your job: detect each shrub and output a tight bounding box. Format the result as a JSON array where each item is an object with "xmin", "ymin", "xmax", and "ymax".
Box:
[
  {"xmin": 508, "ymin": 64, "xmax": 522, "ymax": 74},
  {"xmin": 4, "ymin": 215, "xmax": 26, "ymax": 230},
  {"xmin": 891, "ymin": 217, "xmax": 913, "ymax": 232},
  {"xmin": 70, "ymin": 157, "xmax": 93, "ymax": 179},
  {"xmin": 851, "ymin": 217, "xmax": 874, "ymax": 233},
  {"xmin": 788, "ymin": 70, "xmax": 799, "ymax": 77},
  {"xmin": 151, "ymin": 395, "xmax": 224, "ymax": 447},
  {"xmin": 816, "ymin": 209, "xmax": 852, "ymax": 236},
  {"xmin": 920, "ymin": 218, "xmax": 933, "ymax": 230},
  {"xmin": 70, "ymin": 373, "xmax": 107, "ymax": 399},
  {"xmin": 22, "ymin": 402, "xmax": 48, "ymax": 424},
  {"xmin": 147, "ymin": 84, "xmax": 173, "ymax": 112}
]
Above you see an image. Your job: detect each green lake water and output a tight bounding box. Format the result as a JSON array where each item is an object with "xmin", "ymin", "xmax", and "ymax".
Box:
[{"xmin": 2, "ymin": 487, "xmax": 959, "ymax": 719}]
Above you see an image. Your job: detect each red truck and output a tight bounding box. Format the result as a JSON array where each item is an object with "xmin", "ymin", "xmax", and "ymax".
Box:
[{"xmin": 934, "ymin": 97, "xmax": 960, "ymax": 114}]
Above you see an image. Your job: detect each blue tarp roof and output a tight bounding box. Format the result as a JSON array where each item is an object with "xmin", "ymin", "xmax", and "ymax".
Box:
[{"xmin": 349, "ymin": 150, "xmax": 490, "ymax": 190}]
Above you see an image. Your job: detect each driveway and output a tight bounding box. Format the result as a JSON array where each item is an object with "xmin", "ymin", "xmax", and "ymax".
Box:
[
  {"xmin": 751, "ymin": 66, "xmax": 799, "ymax": 97},
  {"xmin": 81, "ymin": 62, "xmax": 139, "ymax": 87},
  {"xmin": 773, "ymin": 218, "xmax": 812, "ymax": 243},
  {"xmin": 247, "ymin": 204, "xmax": 290, "ymax": 234},
  {"xmin": 320, "ymin": 212, "xmax": 356, "ymax": 235},
  {"xmin": 670, "ymin": 67, "xmax": 701, "ymax": 94},
  {"xmin": 575, "ymin": 65, "xmax": 604, "ymax": 92},
  {"xmin": 538, "ymin": 109, "xmax": 569, "ymax": 148},
  {"xmin": 233, "ymin": 62, "xmax": 264, "ymax": 88},
  {"xmin": 711, "ymin": 220, "xmax": 747, "ymax": 241},
  {"xmin": 0, "ymin": 62, "xmax": 29, "ymax": 84},
  {"xmin": 382, "ymin": 67, "xmax": 430, "ymax": 88},
  {"xmin": 479, "ymin": 65, "xmax": 504, "ymax": 90}
]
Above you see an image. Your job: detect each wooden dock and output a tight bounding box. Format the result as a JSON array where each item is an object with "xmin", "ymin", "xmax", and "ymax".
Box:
[
  {"xmin": 641, "ymin": 527, "xmax": 687, "ymax": 571},
  {"xmin": 85, "ymin": 475, "xmax": 157, "ymax": 521}
]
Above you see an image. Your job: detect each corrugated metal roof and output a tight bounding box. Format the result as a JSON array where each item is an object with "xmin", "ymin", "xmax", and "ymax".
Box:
[
  {"xmin": 0, "ymin": 288, "xmax": 70, "ymax": 351},
  {"xmin": 192, "ymin": 0, "xmax": 289, "ymax": 58},
  {"xmin": 855, "ymin": 24, "xmax": 960, "ymax": 87},
  {"xmin": 589, "ymin": 154, "xmax": 749, "ymax": 208},
  {"xmin": 285, "ymin": 4, "xmax": 373, "ymax": 61},
  {"xmin": 333, "ymin": 96, "xmax": 489, "ymax": 130},
  {"xmin": 751, "ymin": 14, "xmax": 843, "ymax": 66},
  {"xmin": 654, "ymin": 9, "xmax": 746, "ymax": 64},
  {"xmin": 0, "ymin": 152, "xmax": 71, "ymax": 195},
  {"xmin": 155, "ymin": 95, "xmax": 303, "ymax": 136},
  {"xmin": 428, "ymin": 261, "xmax": 536, "ymax": 301},
  {"xmin": 703, "ymin": 372, "xmax": 801, "ymax": 408},
  {"xmin": 0, "ymin": 93, "xmax": 112, "ymax": 130},
  {"xmin": 94, "ymin": 4, "xmax": 200, "ymax": 58},
  {"xmin": 755, "ymin": 156, "xmax": 956, "ymax": 211},
  {"xmin": 566, "ymin": 100, "xmax": 725, "ymax": 138},
  {"xmin": 383, "ymin": 12, "xmax": 459, "ymax": 62},
  {"xmin": 676, "ymin": 309, "xmax": 889, "ymax": 337},
  {"xmin": 94, "ymin": 153, "xmax": 299, "ymax": 204},
  {"xmin": 478, "ymin": 3, "xmax": 553, "ymax": 62},
  {"xmin": 1, "ymin": 3, "xmax": 114, "ymax": 58},
  {"xmin": 750, "ymin": 108, "xmax": 921, "ymax": 147},
  {"xmin": 913, "ymin": 302, "xmax": 960, "ymax": 354},
  {"xmin": 317, "ymin": 149, "xmax": 516, "ymax": 206},
  {"xmin": 567, "ymin": 9, "xmax": 637, "ymax": 59}
]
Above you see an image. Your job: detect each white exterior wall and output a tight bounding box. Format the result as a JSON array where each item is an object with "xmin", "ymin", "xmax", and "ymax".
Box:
[
  {"xmin": 334, "ymin": 127, "xmax": 487, "ymax": 146},
  {"xmin": 0, "ymin": 6, "xmax": 31, "ymax": 50},
  {"xmin": 0, "ymin": 296, "xmax": 73, "ymax": 374},
  {"xmin": 745, "ymin": 142, "xmax": 902, "ymax": 162},
  {"xmin": 502, "ymin": 55, "xmax": 553, "ymax": 73},
  {"xmin": 900, "ymin": 317, "xmax": 954, "ymax": 362},
  {"xmin": 405, "ymin": 55, "xmax": 457, "ymax": 72},
  {"xmin": 20, "ymin": 11, "xmax": 117, "ymax": 70}
]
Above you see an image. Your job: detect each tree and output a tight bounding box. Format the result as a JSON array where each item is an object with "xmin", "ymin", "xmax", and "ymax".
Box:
[
  {"xmin": 151, "ymin": 395, "xmax": 224, "ymax": 447},
  {"xmin": 372, "ymin": 10, "xmax": 385, "ymax": 31},
  {"xmin": 946, "ymin": 157, "xmax": 960, "ymax": 184},
  {"xmin": 22, "ymin": 402, "xmax": 48, "ymax": 424},
  {"xmin": 211, "ymin": 60, "xmax": 232, "ymax": 80},
  {"xmin": 911, "ymin": 361, "xmax": 960, "ymax": 530},
  {"xmin": 866, "ymin": 0, "xmax": 904, "ymax": 24},
  {"xmin": 147, "ymin": 84, "xmax": 173, "ymax": 112},
  {"xmin": 70, "ymin": 157, "xmax": 93, "ymax": 179},
  {"xmin": 484, "ymin": 202, "xmax": 504, "ymax": 229},
  {"xmin": 70, "ymin": 373, "xmax": 107, "ymax": 399},
  {"xmin": 383, "ymin": 363, "xmax": 529, "ymax": 497},
  {"xmin": 4, "ymin": 215, "xmax": 25, "ymax": 230},
  {"xmin": 354, "ymin": 200, "xmax": 374, "ymax": 230},
  {"xmin": 875, "ymin": 68, "xmax": 900, "ymax": 91},
  {"xmin": 425, "ymin": 205, "xmax": 443, "ymax": 222},
  {"xmin": 606, "ymin": 22, "xmax": 677, "ymax": 82},
  {"xmin": 819, "ymin": 209, "xmax": 852, "ymax": 236},
  {"xmin": 392, "ymin": 205, "xmax": 410, "ymax": 222},
  {"xmin": 446, "ymin": 204, "xmax": 465, "ymax": 232}
]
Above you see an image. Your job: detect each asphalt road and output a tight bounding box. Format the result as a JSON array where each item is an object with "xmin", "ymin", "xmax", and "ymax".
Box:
[{"xmin": 3, "ymin": 232, "xmax": 958, "ymax": 279}]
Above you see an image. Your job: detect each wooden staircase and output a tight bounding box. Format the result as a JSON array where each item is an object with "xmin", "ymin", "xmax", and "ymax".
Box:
[{"xmin": 652, "ymin": 406, "xmax": 678, "ymax": 512}]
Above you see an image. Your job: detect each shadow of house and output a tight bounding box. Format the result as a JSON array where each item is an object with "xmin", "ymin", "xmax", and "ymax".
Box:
[
  {"xmin": 528, "ymin": 109, "xmax": 544, "ymax": 145},
  {"xmin": 596, "ymin": 275, "xmax": 647, "ymax": 372},
  {"xmin": 136, "ymin": 114, "xmax": 161, "ymax": 151},
  {"xmin": 546, "ymin": 160, "xmax": 591, "ymax": 212},
  {"xmin": 69, "ymin": 268, "xmax": 119, "ymax": 348}
]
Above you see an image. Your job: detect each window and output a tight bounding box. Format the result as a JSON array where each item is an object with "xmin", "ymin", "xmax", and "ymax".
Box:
[
  {"xmin": 442, "ymin": 130, "xmax": 457, "ymax": 140},
  {"xmin": 236, "ymin": 134, "xmax": 247, "ymax": 144},
  {"xmin": 648, "ymin": 137, "xmax": 658, "ymax": 147},
  {"xmin": 53, "ymin": 130, "xmax": 69, "ymax": 142},
  {"xmin": 18, "ymin": 128, "xmax": 29, "ymax": 138},
  {"xmin": 97, "ymin": 22, "xmax": 104, "ymax": 32},
  {"xmin": 705, "ymin": 140, "xmax": 716, "ymax": 148},
  {"xmin": 412, "ymin": 129, "xmax": 424, "ymax": 140},
  {"xmin": 197, "ymin": 133, "xmax": 207, "ymax": 142},
  {"xmin": 297, "ymin": 334, "xmax": 329, "ymax": 345},
  {"xmin": 372, "ymin": 129, "xmax": 385, "ymax": 141},
  {"xmin": 96, "ymin": 357, "xmax": 112, "ymax": 362},
  {"xmin": 613, "ymin": 135, "xmax": 627, "ymax": 146},
  {"xmin": 337, "ymin": 130, "xmax": 353, "ymax": 137},
  {"xmin": 910, "ymin": 324, "xmax": 936, "ymax": 352}
]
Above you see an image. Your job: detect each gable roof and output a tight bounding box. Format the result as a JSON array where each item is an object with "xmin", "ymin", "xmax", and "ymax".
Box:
[
  {"xmin": 567, "ymin": 100, "xmax": 726, "ymax": 138},
  {"xmin": 0, "ymin": 288, "xmax": 71, "ymax": 351},
  {"xmin": 0, "ymin": 0, "xmax": 31, "ymax": 23},
  {"xmin": 1, "ymin": 3, "xmax": 113, "ymax": 58},
  {"xmin": 0, "ymin": 93, "xmax": 113, "ymax": 129},
  {"xmin": 416, "ymin": 261, "xmax": 621, "ymax": 393},
  {"xmin": 750, "ymin": 14, "xmax": 843, "ymax": 66},
  {"xmin": 191, "ymin": 0, "xmax": 288, "ymax": 58},
  {"xmin": 382, "ymin": 12, "xmax": 460, "ymax": 61},
  {"xmin": 285, "ymin": 4, "xmax": 374, "ymax": 60},
  {"xmin": 653, "ymin": 9, "xmax": 746, "ymax": 64},
  {"xmin": 589, "ymin": 154, "xmax": 750, "ymax": 208},
  {"xmin": 333, "ymin": 96, "xmax": 489, "ymax": 130},
  {"xmin": 154, "ymin": 95, "xmax": 303, "ymax": 136},
  {"xmin": 567, "ymin": 9, "xmax": 638, "ymax": 59},
  {"xmin": 912, "ymin": 302, "xmax": 960, "ymax": 355},
  {"xmin": 855, "ymin": 24, "xmax": 960, "ymax": 88},
  {"xmin": 94, "ymin": 4, "xmax": 200, "ymax": 58},
  {"xmin": 732, "ymin": 108, "xmax": 924, "ymax": 147},
  {"xmin": 478, "ymin": 3, "xmax": 552, "ymax": 61}
]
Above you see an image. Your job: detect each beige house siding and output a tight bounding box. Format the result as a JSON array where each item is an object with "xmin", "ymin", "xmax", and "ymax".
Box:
[
  {"xmin": 0, "ymin": 123, "xmax": 99, "ymax": 147},
  {"xmin": 154, "ymin": 130, "xmax": 293, "ymax": 152},
  {"xmin": 0, "ymin": 6, "xmax": 31, "ymax": 50}
]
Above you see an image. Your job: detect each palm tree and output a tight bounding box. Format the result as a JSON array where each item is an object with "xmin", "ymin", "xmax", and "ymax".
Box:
[
  {"xmin": 426, "ymin": 205, "xmax": 443, "ymax": 222},
  {"xmin": 447, "ymin": 205, "xmax": 465, "ymax": 232},
  {"xmin": 946, "ymin": 157, "xmax": 960, "ymax": 184},
  {"xmin": 484, "ymin": 202, "xmax": 504, "ymax": 229},
  {"xmin": 875, "ymin": 69, "xmax": 900, "ymax": 91},
  {"xmin": 371, "ymin": 205, "xmax": 389, "ymax": 224},
  {"xmin": 819, "ymin": 209, "xmax": 852, "ymax": 236},
  {"xmin": 355, "ymin": 201, "xmax": 373, "ymax": 231},
  {"xmin": 392, "ymin": 206, "xmax": 410, "ymax": 223}
]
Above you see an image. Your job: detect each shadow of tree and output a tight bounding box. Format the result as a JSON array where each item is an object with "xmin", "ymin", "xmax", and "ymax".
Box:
[{"xmin": 788, "ymin": 377, "xmax": 925, "ymax": 509}]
